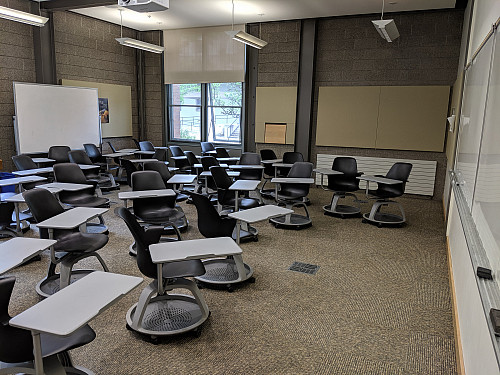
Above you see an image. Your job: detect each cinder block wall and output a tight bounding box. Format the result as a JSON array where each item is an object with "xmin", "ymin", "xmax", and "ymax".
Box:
[
  {"xmin": 254, "ymin": 9, "xmax": 464, "ymax": 199},
  {"xmin": 53, "ymin": 11, "xmax": 139, "ymax": 154},
  {"xmin": 0, "ymin": 0, "xmax": 36, "ymax": 171}
]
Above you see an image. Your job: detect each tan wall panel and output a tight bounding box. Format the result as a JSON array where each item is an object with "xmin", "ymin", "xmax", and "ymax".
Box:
[
  {"xmin": 377, "ymin": 86, "xmax": 450, "ymax": 152},
  {"xmin": 62, "ymin": 79, "xmax": 133, "ymax": 138},
  {"xmin": 316, "ymin": 86, "xmax": 380, "ymax": 148},
  {"xmin": 255, "ymin": 87, "xmax": 296, "ymax": 144}
]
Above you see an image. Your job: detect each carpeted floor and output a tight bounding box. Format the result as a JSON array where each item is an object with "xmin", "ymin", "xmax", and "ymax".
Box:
[{"xmin": 6, "ymin": 186, "xmax": 457, "ymax": 374}]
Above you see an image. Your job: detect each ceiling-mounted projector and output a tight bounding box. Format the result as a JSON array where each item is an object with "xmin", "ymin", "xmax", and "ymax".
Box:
[
  {"xmin": 372, "ymin": 19, "xmax": 399, "ymax": 42},
  {"xmin": 118, "ymin": 0, "xmax": 169, "ymax": 12}
]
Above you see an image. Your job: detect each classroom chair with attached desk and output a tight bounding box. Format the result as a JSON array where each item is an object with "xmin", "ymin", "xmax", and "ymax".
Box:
[
  {"xmin": 12, "ymin": 154, "xmax": 51, "ymax": 190},
  {"xmin": 237, "ymin": 152, "xmax": 263, "ymax": 181},
  {"xmin": 139, "ymin": 141, "xmax": 155, "ymax": 151},
  {"xmin": 270, "ymin": 162, "xmax": 313, "ymax": 230},
  {"xmin": 116, "ymin": 207, "xmax": 208, "ymax": 343},
  {"xmin": 48, "ymin": 146, "xmax": 71, "ymax": 164},
  {"xmin": 362, "ymin": 162, "xmax": 412, "ymax": 227},
  {"xmin": 322, "ymin": 157, "xmax": 362, "ymax": 218},
  {"xmin": 143, "ymin": 161, "xmax": 188, "ymax": 202},
  {"xmin": 68, "ymin": 150, "xmax": 117, "ymax": 191},
  {"xmin": 200, "ymin": 142, "xmax": 217, "ymax": 156},
  {"xmin": 23, "ymin": 189, "xmax": 109, "ymax": 297},
  {"xmin": 53, "ymin": 163, "xmax": 110, "ymax": 234},
  {"xmin": 0, "ymin": 276, "xmax": 97, "ymax": 374}
]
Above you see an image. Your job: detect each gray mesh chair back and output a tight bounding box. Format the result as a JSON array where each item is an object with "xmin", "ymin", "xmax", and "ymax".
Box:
[
  {"xmin": 139, "ymin": 141, "xmax": 155, "ymax": 151},
  {"xmin": 48, "ymin": 146, "xmax": 71, "ymax": 164}
]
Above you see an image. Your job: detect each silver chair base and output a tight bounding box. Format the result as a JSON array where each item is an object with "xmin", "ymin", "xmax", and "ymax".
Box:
[
  {"xmin": 362, "ymin": 199, "xmax": 406, "ymax": 227},
  {"xmin": 36, "ymin": 269, "xmax": 94, "ymax": 298},
  {"xmin": 195, "ymin": 256, "xmax": 254, "ymax": 292},
  {"xmin": 127, "ymin": 279, "xmax": 209, "ymax": 341},
  {"xmin": 323, "ymin": 192, "xmax": 361, "ymax": 218},
  {"xmin": 270, "ymin": 213, "xmax": 312, "ymax": 229}
]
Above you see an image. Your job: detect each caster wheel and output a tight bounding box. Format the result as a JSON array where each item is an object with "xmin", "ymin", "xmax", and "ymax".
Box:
[
  {"xmin": 249, "ymin": 277, "xmax": 256, "ymax": 284},
  {"xmin": 377, "ymin": 223, "xmax": 383, "ymax": 228},
  {"xmin": 226, "ymin": 285, "xmax": 234, "ymax": 293},
  {"xmin": 340, "ymin": 215, "xmax": 345, "ymax": 219},
  {"xmin": 196, "ymin": 281, "xmax": 204, "ymax": 289},
  {"xmin": 125, "ymin": 324, "xmax": 132, "ymax": 331},
  {"xmin": 362, "ymin": 219, "xmax": 367, "ymax": 224},
  {"xmin": 128, "ymin": 252, "xmax": 136, "ymax": 257},
  {"xmin": 149, "ymin": 336, "xmax": 159, "ymax": 345},
  {"xmin": 193, "ymin": 327, "xmax": 203, "ymax": 338},
  {"xmin": 253, "ymin": 237, "xmax": 258, "ymax": 242}
]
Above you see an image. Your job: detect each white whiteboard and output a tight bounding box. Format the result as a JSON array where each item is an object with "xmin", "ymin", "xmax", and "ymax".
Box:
[{"xmin": 13, "ymin": 82, "xmax": 101, "ymax": 154}]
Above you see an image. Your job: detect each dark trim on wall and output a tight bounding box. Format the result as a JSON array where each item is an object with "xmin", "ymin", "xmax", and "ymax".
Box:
[
  {"xmin": 31, "ymin": 8, "xmax": 57, "ymax": 85},
  {"xmin": 244, "ymin": 24, "xmax": 259, "ymax": 153},
  {"xmin": 160, "ymin": 31, "xmax": 166, "ymax": 146},
  {"xmin": 136, "ymin": 34, "xmax": 146, "ymax": 141},
  {"xmin": 294, "ymin": 19, "xmax": 317, "ymax": 161}
]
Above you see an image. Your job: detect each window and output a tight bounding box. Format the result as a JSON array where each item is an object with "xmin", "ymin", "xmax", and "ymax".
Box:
[{"xmin": 167, "ymin": 82, "xmax": 243, "ymax": 144}]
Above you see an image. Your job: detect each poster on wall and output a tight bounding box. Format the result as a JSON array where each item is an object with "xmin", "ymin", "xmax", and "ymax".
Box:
[{"xmin": 99, "ymin": 98, "xmax": 109, "ymax": 124}]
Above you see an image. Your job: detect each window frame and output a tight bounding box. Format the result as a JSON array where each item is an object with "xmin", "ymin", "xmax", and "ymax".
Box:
[{"xmin": 166, "ymin": 82, "xmax": 244, "ymax": 146}]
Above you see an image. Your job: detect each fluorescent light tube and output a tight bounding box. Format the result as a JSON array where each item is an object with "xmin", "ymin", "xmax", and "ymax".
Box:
[
  {"xmin": 372, "ymin": 19, "xmax": 400, "ymax": 42},
  {"xmin": 115, "ymin": 37, "xmax": 164, "ymax": 54},
  {"xmin": 226, "ymin": 30, "xmax": 268, "ymax": 49},
  {"xmin": 0, "ymin": 5, "xmax": 48, "ymax": 27}
]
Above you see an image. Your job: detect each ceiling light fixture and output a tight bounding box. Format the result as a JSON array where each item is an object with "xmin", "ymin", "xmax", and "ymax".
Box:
[
  {"xmin": 225, "ymin": 0, "xmax": 267, "ymax": 49},
  {"xmin": 0, "ymin": 5, "xmax": 48, "ymax": 27},
  {"xmin": 371, "ymin": 0, "xmax": 399, "ymax": 42},
  {"xmin": 115, "ymin": 9, "xmax": 164, "ymax": 54}
]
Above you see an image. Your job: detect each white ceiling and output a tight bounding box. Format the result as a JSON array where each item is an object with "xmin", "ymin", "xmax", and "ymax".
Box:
[{"xmin": 72, "ymin": 0, "xmax": 457, "ymax": 31}]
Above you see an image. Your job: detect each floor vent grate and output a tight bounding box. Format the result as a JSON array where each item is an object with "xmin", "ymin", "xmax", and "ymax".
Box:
[{"xmin": 288, "ymin": 262, "xmax": 320, "ymax": 275}]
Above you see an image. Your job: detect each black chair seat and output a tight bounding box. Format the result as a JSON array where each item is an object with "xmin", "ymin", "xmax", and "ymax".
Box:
[
  {"xmin": 40, "ymin": 325, "xmax": 96, "ymax": 358},
  {"xmin": 368, "ymin": 188, "xmax": 401, "ymax": 199},
  {"xmin": 162, "ymin": 259, "xmax": 206, "ymax": 279},
  {"xmin": 54, "ymin": 232, "xmax": 109, "ymax": 253},
  {"xmin": 135, "ymin": 207, "xmax": 185, "ymax": 224},
  {"xmin": 60, "ymin": 196, "xmax": 109, "ymax": 207},
  {"xmin": 224, "ymin": 197, "xmax": 260, "ymax": 210}
]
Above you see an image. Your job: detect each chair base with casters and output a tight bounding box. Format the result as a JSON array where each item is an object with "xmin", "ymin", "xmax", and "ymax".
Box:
[
  {"xmin": 269, "ymin": 201, "xmax": 312, "ymax": 230},
  {"xmin": 323, "ymin": 192, "xmax": 361, "ymax": 218},
  {"xmin": 194, "ymin": 255, "xmax": 255, "ymax": 293},
  {"xmin": 362, "ymin": 200, "xmax": 406, "ymax": 227},
  {"xmin": 126, "ymin": 278, "xmax": 210, "ymax": 343},
  {"xmin": 36, "ymin": 251, "xmax": 109, "ymax": 298}
]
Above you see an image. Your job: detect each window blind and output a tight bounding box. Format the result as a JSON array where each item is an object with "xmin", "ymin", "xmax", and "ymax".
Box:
[{"xmin": 163, "ymin": 25, "xmax": 245, "ymax": 84}]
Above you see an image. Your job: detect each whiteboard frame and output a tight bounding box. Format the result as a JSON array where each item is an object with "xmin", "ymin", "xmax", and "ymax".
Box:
[{"xmin": 13, "ymin": 82, "xmax": 102, "ymax": 154}]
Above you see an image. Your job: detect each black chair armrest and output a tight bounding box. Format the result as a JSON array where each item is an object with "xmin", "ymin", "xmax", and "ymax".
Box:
[{"xmin": 143, "ymin": 225, "xmax": 164, "ymax": 245}]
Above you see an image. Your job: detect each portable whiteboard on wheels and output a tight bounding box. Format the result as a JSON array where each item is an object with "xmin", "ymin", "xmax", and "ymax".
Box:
[{"xmin": 13, "ymin": 82, "xmax": 101, "ymax": 154}]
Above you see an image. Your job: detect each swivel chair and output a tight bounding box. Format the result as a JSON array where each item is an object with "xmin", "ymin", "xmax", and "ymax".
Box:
[
  {"xmin": 143, "ymin": 161, "xmax": 188, "ymax": 202},
  {"xmin": 117, "ymin": 207, "xmax": 208, "ymax": 342},
  {"xmin": 83, "ymin": 144, "xmax": 107, "ymax": 167},
  {"xmin": 270, "ymin": 162, "xmax": 313, "ymax": 229},
  {"xmin": 190, "ymin": 192, "xmax": 254, "ymax": 291},
  {"xmin": 200, "ymin": 156, "xmax": 220, "ymax": 194},
  {"xmin": 215, "ymin": 147, "xmax": 230, "ymax": 158},
  {"xmin": 12, "ymin": 154, "xmax": 50, "ymax": 190},
  {"xmin": 185, "ymin": 151, "xmax": 201, "ymax": 175},
  {"xmin": 23, "ymin": 188, "xmax": 109, "ymax": 297},
  {"xmin": 139, "ymin": 141, "xmax": 155, "ymax": 151},
  {"xmin": 106, "ymin": 141, "xmax": 117, "ymax": 153},
  {"xmin": 0, "ymin": 202, "xmax": 16, "ymax": 239},
  {"xmin": 0, "ymin": 276, "xmax": 97, "ymax": 374},
  {"xmin": 152, "ymin": 148, "xmax": 167, "ymax": 162},
  {"xmin": 260, "ymin": 149, "xmax": 278, "ymax": 198},
  {"xmin": 277, "ymin": 151, "xmax": 304, "ymax": 177},
  {"xmin": 48, "ymin": 146, "xmax": 71, "ymax": 164},
  {"xmin": 200, "ymin": 142, "xmax": 216, "ymax": 156},
  {"xmin": 210, "ymin": 166, "xmax": 259, "ymax": 242},
  {"xmin": 237, "ymin": 152, "xmax": 263, "ymax": 181},
  {"xmin": 322, "ymin": 157, "xmax": 362, "ymax": 218},
  {"xmin": 169, "ymin": 146, "xmax": 191, "ymax": 173},
  {"xmin": 53, "ymin": 163, "xmax": 110, "ymax": 234},
  {"xmin": 68, "ymin": 150, "xmax": 118, "ymax": 191},
  {"xmin": 131, "ymin": 170, "xmax": 187, "ymax": 233},
  {"xmin": 362, "ymin": 162, "xmax": 412, "ymax": 227},
  {"xmin": 119, "ymin": 159, "xmax": 137, "ymax": 187},
  {"xmin": 132, "ymin": 138, "xmax": 141, "ymax": 150}
]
